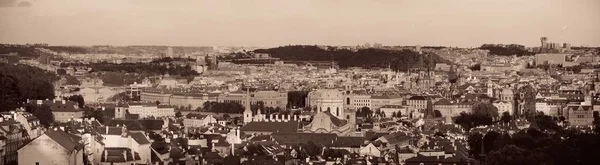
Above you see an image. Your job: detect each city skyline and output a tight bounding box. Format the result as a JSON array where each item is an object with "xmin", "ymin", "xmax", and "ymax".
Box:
[{"xmin": 1, "ymin": 0, "xmax": 599, "ymax": 47}]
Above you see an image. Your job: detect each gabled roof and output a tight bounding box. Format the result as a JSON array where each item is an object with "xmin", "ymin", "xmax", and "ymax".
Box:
[
  {"xmin": 240, "ymin": 121, "xmax": 299, "ymax": 133},
  {"xmin": 407, "ymin": 96, "xmax": 427, "ymax": 100},
  {"xmin": 331, "ymin": 137, "xmax": 364, "ymax": 148},
  {"xmin": 271, "ymin": 132, "xmax": 337, "ymax": 146},
  {"xmin": 43, "ymin": 129, "xmax": 83, "ymax": 152},
  {"xmin": 434, "ymin": 99, "xmax": 452, "ymax": 105},
  {"xmin": 130, "ymin": 132, "xmax": 150, "ymax": 145}
]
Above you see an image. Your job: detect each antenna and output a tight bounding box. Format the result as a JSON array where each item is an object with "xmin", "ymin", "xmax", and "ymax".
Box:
[{"xmin": 561, "ymin": 25, "xmax": 570, "ymax": 45}]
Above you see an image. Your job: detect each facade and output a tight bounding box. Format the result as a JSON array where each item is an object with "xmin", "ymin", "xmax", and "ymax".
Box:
[
  {"xmin": 534, "ymin": 53, "xmax": 568, "ymax": 66},
  {"xmin": 406, "ymin": 96, "xmax": 428, "ymax": 111},
  {"xmin": 370, "ymin": 95, "xmax": 404, "ymax": 110},
  {"xmin": 124, "ymin": 103, "xmax": 175, "ymax": 118},
  {"xmin": 0, "ymin": 119, "xmax": 25, "ymax": 165},
  {"xmin": 565, "ymin": 105, "xmax": 594, "ymax": 126},
  {"xmin": 302, "ymin": 110, "xmax": 357, "ymax": 136},
  {"xmin": 379, "ymin": 105, "xmax": 409, "ymax": 117},
  {"xmin": 140, "ymin": 91, "xmax": 216, "ymax": 110},
  {"xmin": 433, "ymin": 99, "xmax": 473, "ymax": 117},
  {"xmin": 8, "ymin": 110, "xmax": 43, "ymax": 139},
  {"xmin": 219, "ymin": 90, "xmax": 288, "ymax": 109},
  {"xmin": 98, "ymin": 126, "xmax": 152, "ymax": 164},
  {"xmin": 307, "ymin": 89, "xmax": 346, "ymax": 119},
  {"xmin": 344, "ymin": 94, "xmax": 372, "ymax": 110},
  {"xmin": 494, "ymin": 100, "xmax": 514, "ymax": 116},
  {"xmin": 183, "ymin": 114, "xmax": 217, "ymax": 128},
  {"xmin": 18, "ymin": 129, "xmax": 84, "ymax": 165},
  {"xmin": 29, "ymin": 99, "xmax": 83, "ymax": 123}
]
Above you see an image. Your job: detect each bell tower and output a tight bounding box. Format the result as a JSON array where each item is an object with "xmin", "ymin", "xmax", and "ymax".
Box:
[{"xmin": 243, "ymin": 87, "xmax": 253, "ymax": 124}]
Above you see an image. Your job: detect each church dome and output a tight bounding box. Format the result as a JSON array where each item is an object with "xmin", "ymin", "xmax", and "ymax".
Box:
[
  {"xmin": 308, "ymin": 89, "xmax": 343, "ymax": 100},
  {"xmin": 501, "ymin": 88, "xmax": 513, "ymax": 95}
]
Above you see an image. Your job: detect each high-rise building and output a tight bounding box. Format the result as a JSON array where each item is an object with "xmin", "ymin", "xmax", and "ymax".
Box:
[{"xmin": 166, "ymin": 47, "xmax": 173, "ymax": 58}]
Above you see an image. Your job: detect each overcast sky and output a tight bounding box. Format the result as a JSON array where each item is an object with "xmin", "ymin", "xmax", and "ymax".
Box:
[{"xmin": 0, "ymin": 0, "xmax": 598, "ymax": 47}]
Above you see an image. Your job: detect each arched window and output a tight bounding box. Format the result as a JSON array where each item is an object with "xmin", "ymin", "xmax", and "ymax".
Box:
[
  {"xmin": 336, "ymin": 107, "xmax": 339, "ymax": 116},
  {"xmin": 327, "ymin": 107, "xmax": 331, "ymax": 112},
  {"xmin": 346, "ymin": 98, "xmax": 351, "ymax": 105},
  {"xmin": 346, "ymin": 115, "xmax": 350, "ymax": 120}
]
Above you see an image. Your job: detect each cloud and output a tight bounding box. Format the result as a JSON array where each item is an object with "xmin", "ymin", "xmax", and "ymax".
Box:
[
  {"xmin": 0, "ymin": 0, "xmax": 17, "ymax": 7},
  {"xmin": 17, "ymin": 1, "xmax": 31, "ymax": 7}
]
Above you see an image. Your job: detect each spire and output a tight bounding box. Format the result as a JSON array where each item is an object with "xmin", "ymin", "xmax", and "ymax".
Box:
[{"xmin": 244, "ymin": 87, "xmax": 251, "ymax": 113}]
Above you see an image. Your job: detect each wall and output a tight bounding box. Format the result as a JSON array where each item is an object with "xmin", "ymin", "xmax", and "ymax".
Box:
[{"xmin": 17, "ymin": 135, "xmax": 72, "ymax": 165}]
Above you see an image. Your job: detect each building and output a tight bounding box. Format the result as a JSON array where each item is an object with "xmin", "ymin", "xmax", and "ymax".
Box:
[
  {"xmin": 370, "ymin": 95, "xmax": 404, "ymax": 110},
  {"xmin": 17, "ymin": 129, "xmax": 84, "ymax": 165},
  {"xmin": 433, "ymin": 99, "xmax": 473, "ymax": 117},
  {"xmin": 534, "ymin": 53, "xmax": 568, "ymax": 66},
  {"xmin": 307, "ymin": 87, "xmax": 346, "ymax": 119},
  {"xmin": 302, "ymin": 110, "xmax": 357, "ymax": 136},
  {"xmin": 343, "ymin": 94, "xmax": 371, "ymax": 110},
  {"xmin": 183, "ymin": 114, "xmax": 217, "ymax": 128},
  {"xmin": 0, "ymin": 118, "xmax": 25, "ymax": 165},
  {"xmin": 219, "ymin": 89, "xmax": 288, "ymax": 109},
  {"xmin": 123, "ymin": 102, "xmax": 175, "ymax": 118},
  {"xmin": 29, "ymin": 99, "xmax": 84, "ymax": 123},
  {"xmin": 406, "ymin": 96, "xmax": 428, "ymax": 111},
  {"xmin": 140, "ymin": 90, "xmax": 217, "ymax": 110},
  {"xmin": 10, "ymin": 110, "xmax": 43, "ymax": 139},
  {"xmin": 493, "ymin": 100, "xmax": 513, "ymax": 116},
  {"xmin": 97, "ymin": 126, "xmax": 152, "ymax": 164},
  {"xmin": 565, "ymin": 105, "xmax": 594, "ymax": 126},
  {"xmin": 166, "ymin": 47, "xmax": 173, "ymax": 58},
  {"xmin": 379, "ymin": 105, "xmax": 409, "ymax": 117}
]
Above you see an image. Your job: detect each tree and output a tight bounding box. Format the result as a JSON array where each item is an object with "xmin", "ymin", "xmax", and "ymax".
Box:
[
  {"xmin": 472, "ymin": 102, "xmax": 499, "ymax": 119},
  {"xmin": 0, "ymin": 74, "xmax": 21, "ymax": 112},
  {"xmin": 0, "ymin": 64, "xmax": 57, "ymax": 109},
  {"xmin": 485, "ymin": 145, "xmax": 529, "ymax": 165},
  {"xmin": 357, "ymin": 107, "xmax": 373, "ymax": 118},
  {"xmin": 25, "ymin": 104, "xmax": 54, "ymax": 127},
  {"xmin": 469, "ymin": 64, "xmax": 481, "ymax": 71},
  {"xmin": 175, "ymin": 111, "xmax": 183, "ymax": 118},
  {"xmin": 532, "ymin": 113, "xmax": 560, "ymax": 132},
  {"xmin": 467, "ymin": 132, "xmax": 483, "ymax": 157},
  {"xmin": 64, "ymin": 94, "xmax": 85, "ymax": 108},
  {"xmin": 483, "ymin": 131, "xmax": 501, "ymax": 154},
  {"xmin": 501, "ymin": 112, "xmax": 511, "ymax": 123},
  {"xmin": 83, "ymin": 106, "xmax": 105, "ymax": 124},
  {"xmin": 433, "ymin": 110, "xmax": 442, "ymax": 118}
]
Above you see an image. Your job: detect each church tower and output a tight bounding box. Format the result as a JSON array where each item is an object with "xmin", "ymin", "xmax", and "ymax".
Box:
[{"xmin": 243, "ymin": 87, "xmax": 253, "ymax": 124}]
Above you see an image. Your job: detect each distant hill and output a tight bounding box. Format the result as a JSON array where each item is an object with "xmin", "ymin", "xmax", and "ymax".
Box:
[
  {"xmin": 44, "ymin": 45, "xmax": 213, "ymax": 55},
  {"xmin": 479, "ymin": 44, "xmax": 535, "ymax": 56},
  {"xmin": 252, "ymin": 45, "xmax": 449, "ymax": 71}
]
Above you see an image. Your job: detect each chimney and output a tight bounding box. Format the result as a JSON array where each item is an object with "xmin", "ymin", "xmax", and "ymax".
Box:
[
  {"xmin": 62, "ymin": 100, "xmax": 66, "ymax": 104},
  {"xmin": 236, "ymin": 127, "xmax": 240, "ymax": 139},
  {"xmin": 105, "ymin": 126, "xmax": 109, "ymax": 134},
  {"xmin": 104, "ymin": 150, "xmax": 108, "ymax": 161},
  {"xmin": 122, "ymin": 150, "xmax": 127, "ymax": 161}
]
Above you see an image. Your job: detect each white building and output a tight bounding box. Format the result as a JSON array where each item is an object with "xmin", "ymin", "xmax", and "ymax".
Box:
[
  {"xmin": 307, "ymin": 88, "xmax": 346, "ymax": 119},
  {"xmin": 18, "ymin": 129, "xmax": 84, "ymax": 165}
]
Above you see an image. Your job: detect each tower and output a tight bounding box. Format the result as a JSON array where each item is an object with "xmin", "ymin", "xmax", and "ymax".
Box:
[
  {"xmin": 243, "ymin": 87, "xmax": 253, "ymax": 124},
  {"xmin": 486, "ymin": 79, "xmax": 493, "ymax": 97},
  {"xmin": 540, "ymin": 37, "xmax": 548, "ymax": 52}
]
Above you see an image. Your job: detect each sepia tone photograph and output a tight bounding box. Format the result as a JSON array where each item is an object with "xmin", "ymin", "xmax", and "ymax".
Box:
[{"xmin": 0, "ymin": 0, "xmax": 599, "ymax": 165}]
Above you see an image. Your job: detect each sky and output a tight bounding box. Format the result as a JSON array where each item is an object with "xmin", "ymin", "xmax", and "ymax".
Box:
[{"xmin": 0, "ymin": 0, "xmax": 599, "ymax": 47}]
